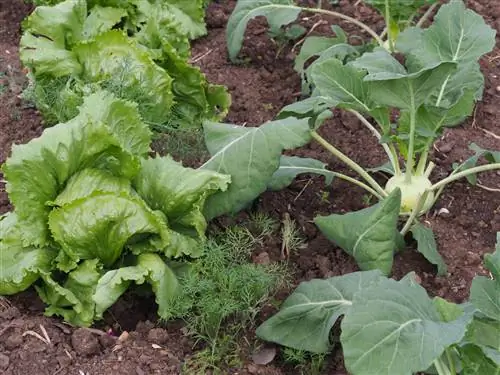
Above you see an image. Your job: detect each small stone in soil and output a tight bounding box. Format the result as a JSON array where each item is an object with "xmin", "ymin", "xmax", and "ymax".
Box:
[
  {"xmin": 0, "ymin": 353, "xmax": 9, "ymax": 370},
  {"xmin": 71, "ymin": 328, "xmax": 101, "ymax": 356},
  {"xmin": 147, "ymin": 328, "xmax": 169, "ymax": 345}
]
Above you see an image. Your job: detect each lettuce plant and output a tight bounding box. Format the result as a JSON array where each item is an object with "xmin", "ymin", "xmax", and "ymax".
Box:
[
  {"xmin": 255, "ymin": 234, "xmax": 500, "ymax": 375},
  {"xmin": 200, "ymin": 0, "xmax": 499, "ymax": 275},
  {"xmin": 0, "ymin": 91, "xmax": 230, "ymax": 326},
  {"xmin": 20, "ymin": 0, "xmax": 230, "ymax": 128}
]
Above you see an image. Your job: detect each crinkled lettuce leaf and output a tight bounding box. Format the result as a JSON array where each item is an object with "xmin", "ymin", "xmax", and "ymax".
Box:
[
  {"xmin": 93, "ymin": 253, "xmax": 179, "ymax": 320},
  {"xmin": 20, "ymin": 0, "xmax": 229, "ymax": 128},
  {"xmin": 0, "ymin": 213, "xmax": 57, "ymax": 295},
  {"xmin": 49, "ymin": 192, "xmax": 170, "ymax": 267},
  {"xmin": 133, "ymin": 156, "xmax": 230, "ymax": 257},
  {"xmin": 2, "ymin": 91, "xmax": 151, "ymax": 247}
]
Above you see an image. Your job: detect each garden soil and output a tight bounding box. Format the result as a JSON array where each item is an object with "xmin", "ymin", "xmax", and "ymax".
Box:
[{"xmin": 0, "ymin": 0, "xmax": 499, "ymax": 374}]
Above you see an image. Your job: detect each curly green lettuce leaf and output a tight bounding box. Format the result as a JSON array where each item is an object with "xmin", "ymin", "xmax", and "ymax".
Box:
[
  {"xmin": 82, "ymin": 5, "xmax": 127, "ymax": 39},
  {"xmin": 2, "ymin": 91, "xmax": 151, "ymax": 247},
  {"xmin": 48, "ymin": 192, "xmax": 170, "ymax": 267},
  {"xmin": 36, "ymin": 259, "xmax": 102, "ymax": 326},
  {"xmin": 93, "ymin": 253, "xmax": 179, "ymax": 320},
  {"xmin": 133, "ymin": 156, "xmax": 230, "ymax": 256}
]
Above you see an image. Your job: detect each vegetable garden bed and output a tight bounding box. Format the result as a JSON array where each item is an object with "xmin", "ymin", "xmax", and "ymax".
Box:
[{"xmin": 0, "ymin": 0, "xmax": 499, "ymax": 374}]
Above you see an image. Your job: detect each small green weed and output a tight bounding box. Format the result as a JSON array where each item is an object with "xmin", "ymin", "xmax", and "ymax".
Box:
[
  {"xmin": 281, "ymin": 213, "xmax": 306, "ymax": 257},
  {"xmin": 283, "ymin": 347, "xmax": 327, "ymax": 375}
]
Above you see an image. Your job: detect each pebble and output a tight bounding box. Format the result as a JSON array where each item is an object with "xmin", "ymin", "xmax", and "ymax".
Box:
[
  {"xmin": 71, "ymin": 328, "xmax": 100, "ymax": 356},
  {"xmin": 0, "ymin": 353, "xmax": 9, "ymax": 370}
]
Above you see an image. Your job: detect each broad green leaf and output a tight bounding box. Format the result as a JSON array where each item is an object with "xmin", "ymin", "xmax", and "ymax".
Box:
[
  {"xmin": 49, "ymin": 193, "xmax": 170, "ymax": 267},
  {"xmin": 367, "ymin": 161, "xmax": 395, "ymax": 176},
  {"xmin": 294, "ymin": 26, "xmax": 348, "ymax": 74},
  {"xmin": 470, "ymin": 276, "xmax": 500, "ymax": 321},
  {"xmin": 434, "ymin": 297, "xmax": 463, "ymax": 322},
  {"xmin": 226, "ymin": 0, "xmax": 300, "ymax": 61},
  {"xmin": 2, "ymin": 91, "xmax": 151, "ymax": 246},
  {"xmin": 277, "ymin": 96, "xmax": 336, "ymax": 129},
  {"xmin": 351, "ymin": 48, "xmax": 456, "ymax": 110},
  {"xmin": 460, "ymin": 344, "xmax": 500, "ymax": 375},
  {"xmin": 37, "ymin": 260, "xmax": 102, "ymax": 326},
  {"xmin": 256, "ymin": 270, "xmax": 384, "ymax": 353},
  {"xmin": 453, "ymin": 143, "xmax": 500, "ymax": 185},
  {"xmin": 161, "ymin": 0, "xmax": 206, "ymax": 39},
  {"xmin": 411, "ymin": 223, "xmax": 447, "ymax": 276},
  {"xmin": 397, "ymin": 0, "xmax": 496, "ymax": 68},
  {"xmin": 201, "ymin": 118, "xmax": 312, "ymax": 220},
  {"xmin": 311, "ymin": 58, "xmax": 371, "ymax": 113},
  {"xmin": 342, "ymin": 277, "xmax": 470, "ymax": 375},
  {"xmin": 82, "ymin": 6, "xmax": 126, "ymax": 39},
  {"xmin": 267, "ymin": 156, "xmax": 334, "ymax": 191},
  {"xmin": 133, "ymin": 156, "xmax": 230, "ymax": 243},
  {"xmin": 314, "ymin": 189, "xmax": 401, "ymax": 275},
  {"xmin": 485, "ymin": 234, "xmax": 500, "ymax": 280},
  {"xmin": 464, "ymin": 317, "xmax": 500, "ymax": 355},
  {"xmin": 94, "ymin": 253, "xmax": 179, "ymax": 320}
]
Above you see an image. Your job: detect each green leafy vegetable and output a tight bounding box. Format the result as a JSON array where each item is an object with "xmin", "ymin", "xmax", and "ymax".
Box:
[
  {"xmin": 0, "ymin": 92, "xmax": 229, "ymax": 326},
  {"xmin": 411, "ymin": 222, "xmax": 447, "ymax": 275},
  {"xmin": 315, "ymin": 189, "xmax": 401, "ymax": 275},
  {"xmin": 20, "ymin": 0, "xmax": 230, "ymax": 128}
]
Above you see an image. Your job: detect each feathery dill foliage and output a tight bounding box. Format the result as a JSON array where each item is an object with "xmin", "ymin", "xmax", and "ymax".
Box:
[
  {"xmin": 282, "ymin": 347, "xmax": 327, "ymax": 375},
  {"xmin": 165, "ymin": 218, "xmax": 289, "ymax": 370}
]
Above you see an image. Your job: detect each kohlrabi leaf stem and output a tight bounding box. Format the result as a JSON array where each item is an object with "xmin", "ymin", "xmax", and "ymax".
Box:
[
  {"xmin": 415, "ymin": 150, "xmax": 429, "ymax": 176},
  {"xmin": 310, "ymin": 130, "xmax": 388, "ymax": 197},
  {"xmin": 329, "ymin": 172, "xmax": 384, "ymax": 200},
  {"xmin": 384, "ymin": 0, "xmax": 396, "ymax": 53},
  {"xmin": 349, "ymin": 110, "xmax": 401, "ymax": 174},
  {"xmin": 299, "ymin": 7, "xmax": 385, "ymax": 47},
  {"xmin": 424, "ymin": 161, "xmax": 435, "ymax": 178},
  {"xmin": 445, "ymin": 348, "xmax": 457, "ymax": 375},
  {"xmin": 400, "ymin": 190, "xmax": 429, "ymax": 236},
  {"xmin": 405, "ymin": 91, "xmax": 417, "ymax": 183},
  {"xmin": 429, "ymin": 163, "xmax": 500, "ymax": 192},
  {"xmin": 433, "ymin": 358, "xmax": 453, "ymax": 375},
  {"xmin": 416, "ymin": 3, "xmax": 440, "ymax": 27}
]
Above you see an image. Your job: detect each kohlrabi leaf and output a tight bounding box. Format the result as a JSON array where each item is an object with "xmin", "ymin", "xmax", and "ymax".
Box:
[
  {"xmin": 341, "ymin": 277, "xmax": 471, "ymax": 375},
  {"xmin": 201, "ymin": 118, "xmax": 312, "ymax": 220},
  {"xmin": 133, "ymin": 156, "xmax": 230, "ymax": 241},
  {"xmin": 277, "ymin": 96, "xmax": 335, "ymax": 129},
  {"xmin": 37, "ymin": 260, "xmax": 102, "ymax": 327},
  {"xmin": 48, "ymin": 193, "xmax": 170, "ymax": 268},
  {"xmin": 226, "ymin": 0, "xmax": 300, "ymax": 61},
  {"xmin": 351, "ymin": 48, "xmax": 456, "ymax": 110},
  {"xmin": 94, "ymin": 253, "xmax": 179, "ymax": 320},
  {"xmin": 256, "ymin": 270, "xmax": 384, "ymax": 353},
  {"xmin": 311, "ymin": 58, "xmax": 371, "ymax": 113},
  {"xmin": 2, "ymin": 91, "xmax": 151, "ymax": 247},
  {"xmin": 82, "ymin": 5, "xmax": 126, "ymax": 39},
  {"xmin": 453, "ymin": 143, "xmax": 500, "ymax": 185},
  {"xmin": 460, "ymin": 344, "xmax": 500, "ymax": 375},
  {"xmin": 294, "ymin": 26, "xmax": 348, "ymax": 76},
  {"xmin": 367, "ymin": 161, "xmax": 395, "ymax": 176},
  {"xmin": 314, "ymin": 189, "xmax": 401, "ymax": 275},
  {"xmin": 397, "ymin": 0, "xmax": 496, "ymax": 69},
  {"xmin": 470, "ymin": 239, "xmax": 500, "ymax": 320},
  {"xmin": 410, "ymin": 222, "xmax": 447, "ymax": 276},
  {"xmin": 464, "ymin": 316, "xmax": 500, "ymax": 355},
  {"xmin": 267, "ymin": 156, "xmax": 334, "ymax": 191}
]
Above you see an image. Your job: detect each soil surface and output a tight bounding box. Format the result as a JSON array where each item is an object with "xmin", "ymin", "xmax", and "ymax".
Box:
[{"xmin": 1, "ymin": 0, "xmax": 499, "ymax": 374}]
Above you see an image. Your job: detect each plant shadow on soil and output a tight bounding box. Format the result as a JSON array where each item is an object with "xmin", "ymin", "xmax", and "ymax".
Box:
[{"xmin": 0, "ymin": 0, "xmax": 499, "ymax": 374}]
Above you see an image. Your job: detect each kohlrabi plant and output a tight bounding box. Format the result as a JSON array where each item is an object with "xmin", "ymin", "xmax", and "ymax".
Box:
[
  {"xmin": 255, "ymin": 234, "xmax": 500, "ymax": 375},
  {"xmin": 200, "ymin": 0, "xmax": 499, "ymax": 276}
]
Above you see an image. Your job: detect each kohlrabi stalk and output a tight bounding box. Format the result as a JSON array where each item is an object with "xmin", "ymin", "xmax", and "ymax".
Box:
[{"xmin": 310, "ymin": 131, "xmax": 388, "ymax": 198}]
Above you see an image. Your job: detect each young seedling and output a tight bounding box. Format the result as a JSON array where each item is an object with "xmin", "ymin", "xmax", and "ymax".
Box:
[{"xmin": 202, "ymin": 0, "xmax": 498, "ymax": 275}]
